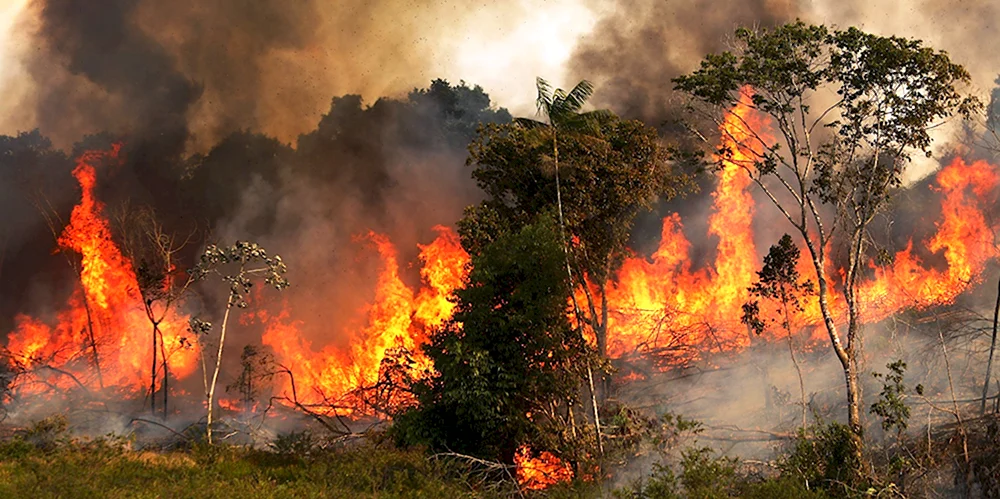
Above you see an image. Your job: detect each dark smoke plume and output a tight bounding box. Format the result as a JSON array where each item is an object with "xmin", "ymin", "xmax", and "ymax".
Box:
[{"xmin": 569, "ymin": 0, "xmax": 797, "ymax": 126}]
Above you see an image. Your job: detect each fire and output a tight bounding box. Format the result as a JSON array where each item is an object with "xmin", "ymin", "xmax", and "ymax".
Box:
[
  {"xmin": 6, "ymin": 146, "xmax": 198, "ymax": 394},
  {"xmin": 515, "ymin": 445, "xmax": 573, "ymax": 490},
  {"xmin": 414, "ymin": 225, "xmax": 470, "ymax": 328},
  {"xmin": 599, "ymin": 89, "xmax": 766, "ymax": 363},
  {"xmin": 2, "ymin": 89, "xmax": 997, "ymax": 428},
  {"xmin": 599, "ymin": 88, "xmax": 1000, "ymax": 365},
  {"xmin": 262, "ymin": 226, "xmax": 469, "ymax": 410}
]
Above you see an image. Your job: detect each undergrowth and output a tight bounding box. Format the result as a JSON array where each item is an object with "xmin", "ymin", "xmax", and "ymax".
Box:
[{"xmin": 0, "ymin": 428, "xmax": 477, "ymax": 498}]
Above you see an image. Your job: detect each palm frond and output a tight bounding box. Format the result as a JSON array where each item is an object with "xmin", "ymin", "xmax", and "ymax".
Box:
[
  {"xmin": 562, "ymin": 80, "xmax": 595, "ymax": 114},
  {"xmin": 535, "ymin": 77, "xmax": 554, "ymax": 118},
  {"xmin": 514, "ymin": 117, "xmax": 550, "ymax": 130}
]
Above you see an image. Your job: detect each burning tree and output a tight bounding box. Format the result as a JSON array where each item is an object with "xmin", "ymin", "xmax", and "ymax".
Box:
[
  {"xmin": 113, "ymin": 203, "xmax": 197, "ymax": 418},
  {"xmin": 673, "ymin": 22, "xmax": 980, "ymax": 460},
  {"xmin": 190, "ymin": 241, "xmax": 288, "ymax": 444}
]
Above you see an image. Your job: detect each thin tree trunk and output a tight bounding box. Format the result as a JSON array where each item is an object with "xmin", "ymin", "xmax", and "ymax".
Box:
[
  {"xmin": 781, "ymin": 294, "xmax": 807, "ymax": 428},
  {"xmin": 150, "ymin": 322, "xmax": 158, "ymax": 415},
  {"xmin": 982, "ymin": 276, "xmax": 1000, "ymax": 414},
  {"xmin": 81, "ymin": 297, "xmax": 104, "ymax": 389},
  {"xmin": 552, "ymin": 129, "xmax": 605, "ymax": 456},
  {"xmin": 159, "ymin": 329, "xmax": 169, "ymax": 419},
  {"xmin": 938, "ymin": 326, "xmax": 972, "ymax": 490},
  {"xmin": 587, "ymin": 364, "xmax": 603, "ymax": 456},
  {"xmin": 206, "ymin": 302, "xmax": 233, "ymax": 444}
]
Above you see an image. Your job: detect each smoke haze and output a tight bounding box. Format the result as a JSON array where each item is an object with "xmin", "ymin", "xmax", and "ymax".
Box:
[{"xmin": 0, "ymin": 3, "xmax": 997, "ymax": 481}]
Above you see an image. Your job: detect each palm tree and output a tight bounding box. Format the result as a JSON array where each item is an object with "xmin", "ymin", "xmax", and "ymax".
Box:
[
  {"xmin": 515, "ymin": 78, "xmax": 610, "ymax": 244},
  {"xmin": 516, "ymin": 77, "xmax": 611, "ymax": 455}
]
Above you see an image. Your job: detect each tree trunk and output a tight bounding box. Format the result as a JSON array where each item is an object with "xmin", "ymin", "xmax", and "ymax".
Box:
[
  {"xmin": 159, "ymin": 329, "xmax": 169, "ymax": 419},
  {"xmin": 982, "ymin": 276, "xmax": 1000, "ymax": 414},
  {"xmin": 81, "ymin": 297, "xmax": 104, "ymax": 389},
  {"xmin": 150, "ymin": 322, "xmax": 158, "ymax": 415},
  {"xmin": 781, "ymin": 293, "xmax": 807, "ymax": 428},
  {"xmin": 206, "ymin": 302, "xmax": 233, "ymax": 444},
  {"xmin": 587, "ymin": 364, "xmax": 603, "ymax": 456},
  {"xmin": 808, "ymin": 244, "xmax": 863, "ymax": 466}
]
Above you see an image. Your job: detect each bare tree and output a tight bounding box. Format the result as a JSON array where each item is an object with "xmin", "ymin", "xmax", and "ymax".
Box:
[{"xmin": 113, "ymin": 202, "xmax": 197, "ymax": 418}]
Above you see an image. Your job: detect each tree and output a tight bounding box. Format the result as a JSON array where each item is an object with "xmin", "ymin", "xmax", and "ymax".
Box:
[
  {"xmin": 741, "ymin": 234, "xmax": 814, "ymax": 428},
  {"xmin": 674, "ymin": 22, "xmax": 979, "ymax": 456},
  {"xmin": 396, "ymin": 216, "xmax": 588, "ymax": 461},
  {"xmin": 113, "ymin": 203, "xmax": 196, "ymax": 418},
  {"xmin": 225, "ymin": 344, "xmax": 274, "ymax": 416},
  {"xmin": 465, "ymin": 79, "xmax": 687, "ymax": 362},
  {"xmin": 190, "ymin": 241, "xmax": 288, "ymax": 444}
]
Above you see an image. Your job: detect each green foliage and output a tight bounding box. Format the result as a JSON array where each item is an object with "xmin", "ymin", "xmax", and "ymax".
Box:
[
  {"xmin": 0, "ymin": 440, "xmax": 476, "ymax": 498},
  {"xmin": 677, "ymin": 447, "xmax": 739, "ymax": 498},
  {"xmin": 779, "ymin": 422, "xmax": 864, "ymax": 494},
  {"xmin": 869, "ymin": 360, "xmax": 915, "ymax": 434},
  {"xmin": 614, "ymin": 446, "xmax": 831, "ymax": 499},
  {"xmin": 395, "ymin": 216, "xmax": 588, "ymax": 461},
  {"xmin": 465, "ymin": 114, "xmax": 684, "ymax": 285},
  {"xmin": 269, "ymin": 430, "xmax": 316, "ymax": 457},
  {"xmin": 741, "ymin": 234, "xmax": 814, "ymax": 335},
  {"xmin": 515, "ymin": 77, "xmax": 613, "ymax": 135},
  {"xmin": 21, "ymin": 415, "xmax": 71, "ymax": 452},
  {"xmin": 190, "ymin": 241, "xmax": 289, "ymax": 309}
]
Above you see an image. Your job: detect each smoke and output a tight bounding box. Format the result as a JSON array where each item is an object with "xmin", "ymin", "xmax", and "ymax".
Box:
[
  {"xmin": 568, "ymin": 0, "xmax": 1000, "ymax": 184},
  {"xmin": 0, "ymin": 0, "xmax": 597, "ymax": 153},
  {"xmin": 567, "ymin": 0, "xmax": 798, "ymax": 125},
  {"xmin": 0, "ymin": 1, "xmax": 997, "ymax": 476}
]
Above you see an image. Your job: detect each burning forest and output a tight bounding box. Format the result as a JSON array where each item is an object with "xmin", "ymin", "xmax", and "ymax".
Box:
[{"xmin": 1, "ymin": 0, "xmax": 1000, "ymax": 497}]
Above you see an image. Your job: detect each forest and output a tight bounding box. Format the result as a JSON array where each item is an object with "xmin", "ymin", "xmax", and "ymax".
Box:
[{"xmin": 1, "ymin": 5, "xmax": 1000, "ymax": 498}]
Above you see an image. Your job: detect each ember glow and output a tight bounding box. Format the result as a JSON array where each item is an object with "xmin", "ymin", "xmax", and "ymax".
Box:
[
  {"xmin": 6, "ymin": 146, "xmax": 198, "ymax": 394},
  {"xmin": 515, "ymin": 445, "xmax": 574, "ymax": 490}
]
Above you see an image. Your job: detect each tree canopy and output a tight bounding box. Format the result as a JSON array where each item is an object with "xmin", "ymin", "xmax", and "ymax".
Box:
[{"xmin": 397, "ymin": 216, "xmax": 587, "ymax": 461}]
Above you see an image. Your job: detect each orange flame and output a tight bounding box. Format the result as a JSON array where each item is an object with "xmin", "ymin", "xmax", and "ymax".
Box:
[
  {"xmin": 6, "ymin": 146, "xmax": 198, "ymax": 394},
  {"xmin": 598, "ymin": 89, "xmax": 767, "ymax": 363},
  {"xmin": 262, "ymin": 227, "xmax": 469, "ymax": 410},
  {"xmin": 600, "ymin": 88, "xmax": 999, "ymax": 365},
  {"xmin": 515, "ymin": 445, "xmax": 573, "ymax": 490}
]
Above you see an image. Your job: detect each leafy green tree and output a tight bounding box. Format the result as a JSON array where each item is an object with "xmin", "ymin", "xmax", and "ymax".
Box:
[
  {"xmin": 397, "ymin": 216, "xmax": 587, "ymax": 461},
  {"xmin": 741, "ymin": 234, "xmax": 814, "ymax": 428},
  {"xmin": 189, "ymin": 241, "xmax": 288, "ymax": 444},
  {"xmin": 674, "ymin": 22, "xmax": 979, "ymax": 456},
  {"xmin": 464, "ymin": 79, "xmax": 687, "ymax": 361}
]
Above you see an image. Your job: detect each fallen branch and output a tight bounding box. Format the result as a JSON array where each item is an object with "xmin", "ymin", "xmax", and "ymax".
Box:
[{"xmin": 128, "ymin": 417, "xmax": 190, "ymax": 442}]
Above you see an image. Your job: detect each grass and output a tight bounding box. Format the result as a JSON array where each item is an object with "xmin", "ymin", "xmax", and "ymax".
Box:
[{"xmin": 0, "ymin": 438, "xmax": 483, "ymax": 498}]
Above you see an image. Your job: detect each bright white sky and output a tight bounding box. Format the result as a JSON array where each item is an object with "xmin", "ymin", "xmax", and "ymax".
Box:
[
  {"xmin": 0, "ymin": 0, "xmax": 31, "ymax": 133},
  {"xmin": 441, "ymin": 0, "xmax": 602, "ymax": 117},
  {"xmin": 0, "ymin": 0, "xmax": 27, "ymax": 70}
]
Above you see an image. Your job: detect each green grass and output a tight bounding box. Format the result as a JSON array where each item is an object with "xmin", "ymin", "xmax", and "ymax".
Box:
[{"xmin": 0, "ymin": 438, "xmax": 481, "ymax": 498}]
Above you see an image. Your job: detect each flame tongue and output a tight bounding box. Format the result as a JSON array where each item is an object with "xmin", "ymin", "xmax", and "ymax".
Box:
[
  {"xmin": 262, "ymin": 226, "xmax": 469, "ymax": 411},
  {"xmin": 8, "ymin": 146, "xmax": 198, "ymax": 394}
]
